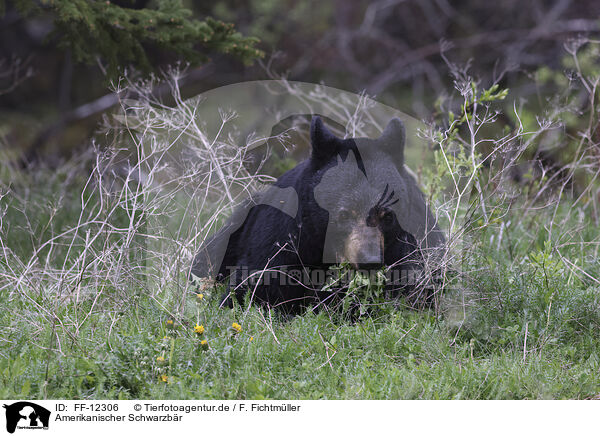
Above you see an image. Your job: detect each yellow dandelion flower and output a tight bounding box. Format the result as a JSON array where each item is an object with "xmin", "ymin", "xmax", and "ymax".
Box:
[
  {"xmin": 166, "ymin": 319, "xmax": 174, "ymax": 329},
  {"xmin": 194, "ymin": 324, "xmax": 205, "ymax": 335},
  {"xmin": 200, "ymin": 339, "xmax": 209, "ymax": 350},
  {"xmin": 159, "ymin": 374, "xmax": 168, "ymax": 383},
  {"xmin": 250, "ymin": 336, "xmax": 254, "ymax": 342},
  {"xmin": 156, "ymin": 356, "xmax": 166, "ymax": 365},
  {"xmin": 196, "ymin": 293, "xmax": 204, "ymax": 301},
  {"xmin": 231, "ymin": 322, "xmax": 242, "ymax": 333}
]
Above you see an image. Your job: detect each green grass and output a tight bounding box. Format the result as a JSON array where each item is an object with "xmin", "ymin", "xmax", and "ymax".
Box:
[
  {"xmin": 1, "ymin": 152, "xmax": 599, "ymax": 400},
  {"xmin": 1, "ymin": 248, "xmax": 599, "ymax": 399}
]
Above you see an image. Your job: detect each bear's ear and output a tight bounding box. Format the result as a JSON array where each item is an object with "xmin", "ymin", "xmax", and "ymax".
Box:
[
  {"xmin": 310, "ymin": 116, "xmax": 340, "ymax": 163},
  {"xmin": 379, "ymin": 118, "xmax": 406, "ymax": 165}
]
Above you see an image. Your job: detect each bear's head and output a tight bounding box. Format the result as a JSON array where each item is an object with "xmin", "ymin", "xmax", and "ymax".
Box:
[{"xmin": 311, "ymin": 116, "xmax": 444, "ymax": 268}]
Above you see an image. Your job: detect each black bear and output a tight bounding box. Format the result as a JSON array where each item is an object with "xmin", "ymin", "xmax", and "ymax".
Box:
[{"xmin": 191, "ymin": 116, "xmax": 445, "ymax": 314}]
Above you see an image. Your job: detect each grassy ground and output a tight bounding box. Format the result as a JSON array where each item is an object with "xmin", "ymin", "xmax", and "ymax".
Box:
[
  {"xmin": 1, "ymin": 89, "xmax": 599, "ymax": 399},
  {"xmin": 1, "ymin": 205, "xmax": 599, "ymax": 400}
]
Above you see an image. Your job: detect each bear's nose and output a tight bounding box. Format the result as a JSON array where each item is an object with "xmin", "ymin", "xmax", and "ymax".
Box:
[{"xmin": 352, "ymin": 229, "xmax": 383, "ymax": 268}]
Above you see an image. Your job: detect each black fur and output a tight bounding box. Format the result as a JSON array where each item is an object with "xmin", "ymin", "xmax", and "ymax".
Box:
[{"xmin": 191, "ymin": 116, "xmax": 444, "ymax": 314}]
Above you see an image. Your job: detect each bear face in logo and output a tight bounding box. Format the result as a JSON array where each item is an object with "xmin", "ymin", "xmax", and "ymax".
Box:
[
  {"xmin": 191, "ymin": 116, "xmax": 445, "ymax": 314},
  {"xmin": 3, "ymin": 402, "xmax": 51, "ymax": 434}
]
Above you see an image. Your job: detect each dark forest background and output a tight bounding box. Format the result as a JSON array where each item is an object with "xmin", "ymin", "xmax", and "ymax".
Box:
[{"xmin": 1, "ymin": 0, "xmax": 599, "ymax": 163}]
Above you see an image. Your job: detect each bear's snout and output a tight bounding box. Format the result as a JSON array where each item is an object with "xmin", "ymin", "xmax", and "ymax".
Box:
[{"xmin": 343, "ymin": 224, "xmax": 384, "ymax": 269}]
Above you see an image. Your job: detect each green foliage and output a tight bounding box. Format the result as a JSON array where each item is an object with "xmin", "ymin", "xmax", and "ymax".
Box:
[
  {"xmin": 1, "ymin": 167, "xmax": 599, "ymax": 399},
  {"xmin": 2, "ymin": 36, "xmax": 600, "ymax": 401},
  {"xmin": 421, "ymin": 81, "xmax": 509, "ymax": 218},
  {"xmin": 1, "ymin": 0, "xmax": 263, "ymax": 80},
  {"xmin": 2, "ymin": 247, "xmax": 600, "ymax": 400},
  {"xmin": 1, "ymin": 151, "xmax": 600, "ymax": 400},
  {"xmin": 510, "ymin": 41, "xmax": 600, "ymax": 192}
]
